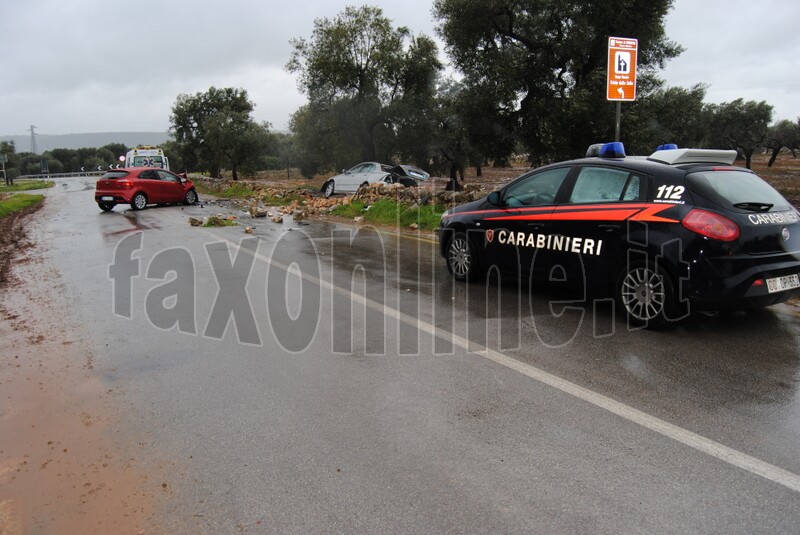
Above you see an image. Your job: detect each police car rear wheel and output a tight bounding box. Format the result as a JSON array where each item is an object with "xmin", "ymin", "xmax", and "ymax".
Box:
[
  {"xmin": 617, "ymin": 262, "xmax": 675, "ymax": 328},
  {"xmin": 447, "ymin": 232, "xmax": 480, "ymax": 282}
]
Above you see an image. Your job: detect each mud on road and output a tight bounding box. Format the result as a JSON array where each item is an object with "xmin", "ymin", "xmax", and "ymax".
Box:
[{"xmin": 0, "ymin": 201, "xmax": 163, "ymax": 534}]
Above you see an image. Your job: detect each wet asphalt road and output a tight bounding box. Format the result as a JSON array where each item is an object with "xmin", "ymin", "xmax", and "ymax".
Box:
[{"xmin": 35, "ymin": 179, "xmax": 800, "ymax": 533}]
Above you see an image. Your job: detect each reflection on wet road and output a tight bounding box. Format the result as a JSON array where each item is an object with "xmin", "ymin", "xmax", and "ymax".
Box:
[{"xmin": 29, "ymin": 178, "xmax": 800, "ymax": 533}]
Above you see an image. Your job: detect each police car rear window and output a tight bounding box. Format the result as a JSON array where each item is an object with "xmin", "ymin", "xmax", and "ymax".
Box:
[{"xmin": 685, "ymin": 170, "xmax": 791, "ymax": 211}]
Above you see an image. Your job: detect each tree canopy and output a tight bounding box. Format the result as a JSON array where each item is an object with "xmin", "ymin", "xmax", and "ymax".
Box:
[
  {"xmin": 705, "ymin": 98, "xmax": 773, "ymax": 169},
  {"xmin": 170, "ymin": 87, "xmax": 276, "ymax": 179},
  {"xmin": 433, "ymin": 0, "xmax": 683, "ymax": 162},
  {"xmin": 286, "ymin": 6, "xmax": 442, "ymax": 176}
]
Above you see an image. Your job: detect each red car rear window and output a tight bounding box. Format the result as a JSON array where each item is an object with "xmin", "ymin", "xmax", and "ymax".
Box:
[{"xmin": 101, "ymin": 171, "xmax": 130, "ymax": 180}]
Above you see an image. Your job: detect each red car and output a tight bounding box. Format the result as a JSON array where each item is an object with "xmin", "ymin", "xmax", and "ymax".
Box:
[{"xmin": 95, "ymin": 167, "xmax": 198, "ymax": 211}]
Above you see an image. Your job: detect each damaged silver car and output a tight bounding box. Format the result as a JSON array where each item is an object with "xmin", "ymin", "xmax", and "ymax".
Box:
[{"xmin": 321, "ymin": 162, "xmax": 430, "ymax": 197}]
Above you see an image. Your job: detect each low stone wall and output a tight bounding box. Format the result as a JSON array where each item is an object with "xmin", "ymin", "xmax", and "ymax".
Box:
[{"xmin": 194, "ymin": 177, "xmax": 488, "ymax": 214}]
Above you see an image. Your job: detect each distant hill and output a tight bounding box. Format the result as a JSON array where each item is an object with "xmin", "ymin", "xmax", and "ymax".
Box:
[{"xmin": 0, "ymin": 132, "xmax": 171, "ymax": 153}]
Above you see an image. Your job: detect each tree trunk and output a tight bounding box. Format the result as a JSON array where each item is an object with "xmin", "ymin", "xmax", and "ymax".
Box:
[
  {"xmin": 446, "ymin": 163, "xmax": 463, "ymax": 191},
  {"xmin": 768, "ymin": 147, "xmax": 781, "ymax": 167},
  {"xmin": 476, "ymin": 165, "xmax": 482, "ymax": 177},
  {"xmin": 744, "ymin": 149, "xmax": 753, "ymax": 170},
  {"xmin": 232, "ymin": 167, "xmax": 238, "ymax": 181}
]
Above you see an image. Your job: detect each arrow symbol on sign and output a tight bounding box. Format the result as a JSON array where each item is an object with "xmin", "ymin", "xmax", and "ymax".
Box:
[{"xmin": 617, "ymin": 87, "xmax": 625, "ymax": 98}]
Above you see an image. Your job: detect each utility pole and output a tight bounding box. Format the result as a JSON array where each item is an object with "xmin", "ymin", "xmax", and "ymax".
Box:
[{"xmin": 29, "ymin": 125, "xmax": 38, "ymax": 155}]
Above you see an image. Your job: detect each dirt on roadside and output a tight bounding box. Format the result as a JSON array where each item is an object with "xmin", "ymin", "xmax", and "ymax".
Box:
[
  {"xmin": 0, "ymin": 204, "xmax": 42, "ymax": 286},
  {"xmin": 0, "ymin": 203, "xmax": 162, "ymax": 534}
]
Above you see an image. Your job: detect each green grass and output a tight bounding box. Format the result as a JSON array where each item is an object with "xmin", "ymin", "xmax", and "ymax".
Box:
[
  {"xmin": 331, "ymin": 198, "xmax": 445, "ymax": 231},
  {"xmin": 196, "ymin": 182, "xmax": 257, "ymax": 199},
  {"xmin": 197, "ymin": 181, "xmax": 307, "ymax": 206},
  {"xmin": 0, "ymin": 193, "xmax": 45, "ymax": 219},
  {"xmin": 0, "ymin": 180, "xmax": 54, "ymax": 192},
  {"xmin": 203, "ymin": 215, "xmax": 238, "ymax": 227}
]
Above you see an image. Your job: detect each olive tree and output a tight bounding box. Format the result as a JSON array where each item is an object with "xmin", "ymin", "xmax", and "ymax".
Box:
[
  {"xmin": 433, "ymin": 0, "xmax": 683, "ymax": 162},
  {"xmin": 287, "ymin": 5, "xmax": 441, "ymax": 176}
]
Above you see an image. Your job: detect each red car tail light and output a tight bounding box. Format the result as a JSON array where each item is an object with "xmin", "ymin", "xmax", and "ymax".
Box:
[
  {"xmin": 118, "ymin": 180, "xmax": 132, "ymax": 188},
  {"xmin": 681, "ymin": 208, "xmax": 740, "ymax": 242}
]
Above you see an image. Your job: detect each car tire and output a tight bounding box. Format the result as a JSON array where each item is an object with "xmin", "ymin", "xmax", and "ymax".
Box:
[
  {"xmin": 616, "ymin": 260, "xmax": 676, "ymax": 328},
  {"xmin": 184, "ymin": 189, "xmax": 198, "ymax": 205},
  {"xmin": 131, "ymin": 192, "xmax": 148, "ymax": 211},
  {"xmin": 323, "ymin": 180, "xmax": 335, "ymax": 198},
  {"xmin": 446, "ymin": 231, "xmax": 481, "ymax": 282},
  {"xmin": 98, "ymin": 202, "xmax": 114, "ymax": 212}
]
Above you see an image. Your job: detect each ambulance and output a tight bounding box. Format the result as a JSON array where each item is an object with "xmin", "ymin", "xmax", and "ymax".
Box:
[{"xmin": 124, "ymin": 146, "xmax": 170, "ymax": 170}]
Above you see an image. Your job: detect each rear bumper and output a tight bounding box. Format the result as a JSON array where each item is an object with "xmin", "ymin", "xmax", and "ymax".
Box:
[
  {"xmin": 95, "ymin": 193, "xmax": 131, "ymax": 204},
  {"xmin": 686, "ymin": 252, "xmax": 800, "ymax": 310}
]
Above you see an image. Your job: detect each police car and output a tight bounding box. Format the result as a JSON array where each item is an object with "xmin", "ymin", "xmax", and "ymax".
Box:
[{"xmin": 439, "ymin": 142, "xmax": 800, "ymax": 327}]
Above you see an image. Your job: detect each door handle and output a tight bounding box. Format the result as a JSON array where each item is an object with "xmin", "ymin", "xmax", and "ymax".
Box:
[
  {"xmin": 528, "ymin": 223, "xmax": 545, "ymax": 230},
  {"xmin": 599, "ymin": 224, "xmax": 621, "ymax": 232}
]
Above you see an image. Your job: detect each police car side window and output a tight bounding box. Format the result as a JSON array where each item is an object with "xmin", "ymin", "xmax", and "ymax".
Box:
[
  {"xmin": 569, "ymin": 167, "xmax": 639, "ymax": 203},
  {"xmin": 622, "ymin": 175, "xmax": 642, "ymax": 201},
  {"xmin": 503, "ymin": 167, "xmax": 570, "ymax": 207}
]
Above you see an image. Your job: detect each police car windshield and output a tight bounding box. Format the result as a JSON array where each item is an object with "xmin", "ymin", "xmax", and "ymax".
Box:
[{"xmin": 685, "ymin": 170, "xmax": 790, "ymax": 212}]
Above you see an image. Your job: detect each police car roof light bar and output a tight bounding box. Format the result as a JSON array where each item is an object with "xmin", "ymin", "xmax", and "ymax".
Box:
[
  {"xmin": 599, "ymin": 142, "xmax": 626, "ymax": 159},
  {"xmin": 656, "ymin": 143, "xmax": 679, "ymax": 151},
  {"xmin": 585, "ymin": 143, "xmax": 605, "ymax": 157},
  {"xmin": 648, "ymin": 148, "xmax": 738, "ymax": 166}
]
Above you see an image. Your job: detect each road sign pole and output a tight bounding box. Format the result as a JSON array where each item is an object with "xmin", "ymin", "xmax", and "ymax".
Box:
[{"xmin": 615, "ymin": 102, "xmax": 621, "ymax": 142}]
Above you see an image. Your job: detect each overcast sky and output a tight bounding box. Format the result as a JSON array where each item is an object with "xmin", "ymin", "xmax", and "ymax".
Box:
[{"xmin": 2, "ymin": 0, "xmax": 797, "ymax": 136}]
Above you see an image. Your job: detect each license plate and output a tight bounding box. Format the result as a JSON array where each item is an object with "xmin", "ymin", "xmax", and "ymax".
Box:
[
  {"xmin": 766, "ymin": 274, "xmax": 800, "ymax": 293},
  {"xmin": 101, "ymin": 196, "xmax": 114, "ymax": 201}
]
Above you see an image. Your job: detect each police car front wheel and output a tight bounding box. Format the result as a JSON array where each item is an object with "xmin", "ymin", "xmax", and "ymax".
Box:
[
  {"xmin": 616, "ymin": 262, "xmax": 676, "ymax": 328},
  {"xmin": 447, "ymin": 232, "xmax": 481, "ymax": 282}
]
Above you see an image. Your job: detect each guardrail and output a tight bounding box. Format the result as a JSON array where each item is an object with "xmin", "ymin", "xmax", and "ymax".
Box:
[{"xmin": 17, "ymin": 171, "xmax": 104, "ymax": 180}]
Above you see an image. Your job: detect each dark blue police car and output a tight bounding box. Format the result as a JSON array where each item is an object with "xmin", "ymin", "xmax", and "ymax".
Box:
[{"xmin": 439, "ymin": 142, "xmax": 800, "ymax": 327}]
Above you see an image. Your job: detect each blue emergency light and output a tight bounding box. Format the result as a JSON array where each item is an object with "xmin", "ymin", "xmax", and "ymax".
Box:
[
  {"xmin": 656, "ymin": 144, "xmax": 679, "ymax": 151},
  {"xmin": 599, "ymin": 142, "xmax": 626, "ymax": 158}
]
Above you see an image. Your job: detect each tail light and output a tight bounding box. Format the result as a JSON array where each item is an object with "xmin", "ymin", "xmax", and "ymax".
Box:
[
  {"xmin": 681, "ymin": 209, "xmax": 740, "ymax": 242},
  {"xmin": 118, "ymin": 180, "xmax": 132, "ymax": 188}
]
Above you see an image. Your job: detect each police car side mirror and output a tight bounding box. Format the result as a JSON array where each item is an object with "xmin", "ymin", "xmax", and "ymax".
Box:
[{"xmin": 487, "ymin": 191, "xmax": 501, "ymax": 206}]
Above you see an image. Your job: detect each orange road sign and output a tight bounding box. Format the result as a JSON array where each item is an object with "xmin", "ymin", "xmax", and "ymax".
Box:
[{"xmin": 607, "ymin": 37, "xmax": 638, "ymax": 101}]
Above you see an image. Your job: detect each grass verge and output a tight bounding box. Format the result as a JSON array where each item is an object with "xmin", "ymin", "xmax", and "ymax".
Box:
[
  {"xmin": 0, "ymin": 194, "xmax": 45, "ymax": 219},
  {"xmin": 196, "ymin": 182, "xmax": 257, "ymax": 199},
  {"xmin": 0, "ymin": 180, "xmax": 55, "ymax": 192},
  {"xmin": 331, "ymin": 198, "xmax": 444, "ymax": 231},
  {"xmin": 196, "ymin": 181, "xmax": 309, "ymax": 207}
]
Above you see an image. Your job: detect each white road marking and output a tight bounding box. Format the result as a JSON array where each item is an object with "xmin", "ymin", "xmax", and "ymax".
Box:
[{"xmin": 178, "ymin": 212, "xmax": 800, "ymax": 494}]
